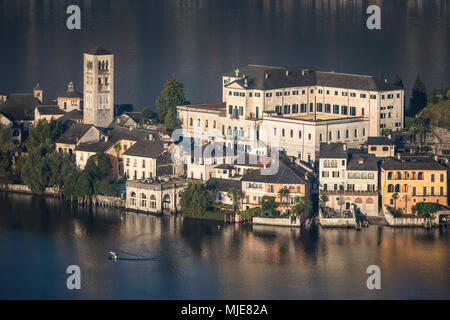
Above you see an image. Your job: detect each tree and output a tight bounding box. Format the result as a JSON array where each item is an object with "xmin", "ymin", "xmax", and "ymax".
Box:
[
  {"xmin": 0, "ymin": 125, "xmax": 13, "ymax": 182},
  {"xmin": 278, "ymin": 187, "xmax": 289, "ymax": 203},
  {"xmin": 84, "ymin": 153, "xmax": 111, "ymax": 180},
  {"xmin": 113, "ymin": 143, "xmax": 121, "ymax": 177},
  {"xmin": 180, "ymin": 183, "xmax": 215, "ymax": 216},
  {"xmin": 94, "ymin": 179, "xmax": 117, "ymax": 196},
  {"xmin": 260, "ymin": 196, "xmax": 277, "ymax": 216},
  {"xmin": 412, "ymin": 202, "xmax": 440, "ymax": 221},
  {"xmin": 392, "ymin": 192, "xmax": 399, "ymax": 210},
  {"xmin": 164, "ymin": 108, "xmax": 177, "ymax": 132},
  {"xmin": 21, "ymin": 143, "xmax": 54, "ymax": 193},
  {"xmin": 227, "ymin": 187, "xmax": 243, "ymax": 213},
  {"xmin": 141, "ymin": 106, "xmax": 156, "ymax": 124},
  {"xmin": 26, "ymin": 119, "xmax": 61, "ymax": 150},
  {"xmin": 378, "ymin": 71, "xmax": 386, "ymax": 82},
  {"xmin": 293, "ymin": 196, "xmax": 313, "ymax": 218},
  {"xmin": 409, "ymin": 75, "xmax": 427, "ymax": 116},
  {"xmin": 320, "ymin": 192, "xmax": 329, "ymax": 207},
  {"xmin": 156, "ymin": 76, "xmax": 186, "ymax": 123},
  {"xmin": 393, "ymin": 73, "xmax": 404, "ymax": 88}
]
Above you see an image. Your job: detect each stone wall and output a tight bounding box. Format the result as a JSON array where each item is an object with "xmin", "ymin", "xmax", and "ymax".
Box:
[{"xmin": 252, "ymin": 216, "xmax": 301, "ymax": 227}]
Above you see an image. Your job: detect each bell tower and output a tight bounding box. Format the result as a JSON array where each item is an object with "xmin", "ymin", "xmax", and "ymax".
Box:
[{"xmin": 83, "ymin": 45, "xmax": 114, "ymax": 127}]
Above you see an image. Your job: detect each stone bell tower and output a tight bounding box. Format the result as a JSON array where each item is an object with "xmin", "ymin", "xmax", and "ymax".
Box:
[{"xmin": 83, "ymin": 45, "xmax": 114, "ymax": 127}]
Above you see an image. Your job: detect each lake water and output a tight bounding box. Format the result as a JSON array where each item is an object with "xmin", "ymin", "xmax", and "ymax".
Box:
[
  {"xmin": 0, "ymin": 0, "xmax": 448, "ymax": 111},
  {"xmin": 0, "ymin": 192, "xmax": 449, "ymax": 299}
]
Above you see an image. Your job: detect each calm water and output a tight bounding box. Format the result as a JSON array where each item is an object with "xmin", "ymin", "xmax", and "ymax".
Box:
[
  {"xmin": 0, "ymin": 0, "xmax": 449, "ymax": 111},
  {"xmin": 0, "ymin": 192, "xmax": 449, "ymax": 299}
]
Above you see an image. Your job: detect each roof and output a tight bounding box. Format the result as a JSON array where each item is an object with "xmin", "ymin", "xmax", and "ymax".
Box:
[
  {"xmin": 206, "ymin": 178, "xmax": 242, "ymax": 192},
  {"xmin": 242, "ymin": 160, "xmax": 306, "ymax": 185},
  {"xmin": 366, "ymin": 136, "xmax": 395, "ymax": 146},
  {"xmin": 347, "ymin": 153, "xmax": 378, "ymax": 171},
  {"xmin": 59, "ymin": 89, "xmax": 82, "ymax": 99},
  {"xmin": 156, "ymin": 164, "xmax": 174, "ymax": 177},
  {"xmin": 319, "ymin": 143, "xmax": 348, "ymax": 159},
  {"xmin": 380, "ymin": 157, "xmax": 448, "ymax": 171},
  {"xmin": 56, "ymin": 123, "xmax": 95, "ymax": 145},
  {"xmin": 178, "ymin": 102, "xmax": 225, "ymax": 111},
  {"xmin": 36, "ymin": 105, "xmax": 65, "ymax": 115},
  {"xmin": 124, "ymin": 112, "xmax": 142, "ymax": 122},
  {"xmin": 75, "ymin": 141, "xmax": 112, "ymax": 153},
  {"xmin": 122, "ymin": 139, "xmax": 164, "ymax": 158},
  {"xmin": 224, "ymin": 64, "xmax": 401, "ymax": 92},
  {"xmin": 85, "ymin": 45, "xmax": 112, "ymax": 55},
  {"xmin": 0, "ymin": 94, "xmax": 40, "ymax": 121},
  {"xmin": 216, "ymin": 164, "xmax": 236, "ymax": 170},
  {"xmin": 106, "ymin": 126, "xmax": 156, "ymax": 143}
]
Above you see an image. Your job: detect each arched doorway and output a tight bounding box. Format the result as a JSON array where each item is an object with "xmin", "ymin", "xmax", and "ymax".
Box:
[{"xmin": 163, "ymin": 194, "xmax": 171, "ymax": 210}]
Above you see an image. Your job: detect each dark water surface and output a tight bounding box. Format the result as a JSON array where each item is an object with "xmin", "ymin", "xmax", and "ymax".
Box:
[
  {"xmin": 0, "ymin": 192, "xmax": 449, "ymax": 299},
  {"xmin": 0, "ymin": 0, "xmax": 449, "ymax": 110}
]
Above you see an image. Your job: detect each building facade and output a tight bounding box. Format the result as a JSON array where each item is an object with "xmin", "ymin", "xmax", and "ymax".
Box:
[
  {"xmin": 380, "ymin": 156, "xmax": 448, "ymax": 214},
  {"xmin": 83, "ymin": 46, "xmax": 114, "ymax": 127},
  {"xmin": 319, "ymin": 143, "xmax": 379, "ymax": 216},
  {"xmin": 177, "ymin": 65, "xmax": 404, "ymax": 164}
]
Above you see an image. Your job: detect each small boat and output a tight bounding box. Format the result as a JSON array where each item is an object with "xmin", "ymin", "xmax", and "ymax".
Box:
[{"xmin": 108, "ymin": 251, "xmax": 118, "ymax": 260}]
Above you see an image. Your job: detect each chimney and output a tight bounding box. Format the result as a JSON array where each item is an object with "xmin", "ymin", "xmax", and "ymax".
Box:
[
  {"xmin": 286, "ymin": 70, "xmax": 290, "ymax": 76},
  {"xmin": 265, "ymin": 73, "xmax": 269, "ymax": 79},
  {"xmin": 148, "ymin": 134, "xmax": 153, "ymax": 141},
  {"xmin": 396, "ymin": 153, "xmax": 401, "ymax": 160},
  {"xmin": 129, "ymin": 126, "xmax": 133, "ymax": 131},
  {"xmin": 343, "ymin": 144, "xmax": 347, "ymax": 151},
  {"xmin": 434, "ymin": 155, "xmax": 438, "ymax": 162}
]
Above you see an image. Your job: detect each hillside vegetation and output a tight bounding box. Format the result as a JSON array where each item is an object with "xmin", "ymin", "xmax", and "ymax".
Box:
[{"xmin": 420, "ymin": 100, "xmax": 450, "ymax": 130}]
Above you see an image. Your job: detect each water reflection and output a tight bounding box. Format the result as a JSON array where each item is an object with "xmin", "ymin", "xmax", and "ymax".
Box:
[{"xmin": 0, "ymin": 192, "xmax": 449, "ymax": 299}]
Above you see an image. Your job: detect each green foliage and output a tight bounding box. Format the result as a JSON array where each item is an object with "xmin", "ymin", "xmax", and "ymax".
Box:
[
  {"xmin": 412, "ymin": 202, "xmax": 440, "ymax": 218},
  {"xmin": 0, "ymin": 125, "xmax": 13, "ymax": 182},
  {"xmin": 26, "ymin": 119, "xmax": 61, "ymax": 150},
  {"xmin": 293, "ymin": 196, "xmax": 313, "ymax": 218},
  {"xmin": 84, "ymin": 153, "xmax": 111, "ymax": 180},
  {"xmin": 241, "ymin": 207, "xmax": 262, "ymax": 218},
  {"xmin": 378, "ymin": 71, "xmax": 386, "ymax": 81},
  {"xmin": 227, "ymin": 187, "xmax": 243, "ymax": 212},
  {"xmin": 94, "ymin": 178, "xmax": 117, "ymax": 196},
  {"xmin": 156, "ymin": 76, "xmax": 186, "ymax": 123},
  {"xmin": 408, "ymin": 75, "xmax": 427, "ymax": 116},
  {"xmin": 164, "ymin": 108, "xmax": 177, "ymax": 132},
  {"xmin": 278, "ymin": 187, "xmax": 289, "ymax": 203},
  {"xmin": 180, "ymin": 183, "xmax": 215, "ymax": 216},
  {"xmin": 260, "ymin": 196, "xmax": 277, "ymax": 215},
  {"xmin": 141, "ymin": 106, "xmax": 156, "ymax": 123},
  {"xmin": 320, "ymin": 192, "xmax": 329, "ymax": 206}
]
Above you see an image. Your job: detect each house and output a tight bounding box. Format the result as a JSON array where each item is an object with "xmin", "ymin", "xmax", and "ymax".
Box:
[
  {"xmin": 111, "ymin": 112, "xmax": 143, "ymax": 128},
  {"xmin": 206, "ymin": 178, "xmax": 242, "ymax": 206},
  {"xmin": 126, "ymin": 178, "xmax": 187, "ymax": 214},
  {"xmin": 57, "ymin": 81, "xmax": 83, "ymax": 112},
  {"xmin": 241, "ymin": 158, "xmax": 310, "ymax": 212},
  {"xmin": 380, "ymin": 155, "xmax": 448, "ymax": 214},
  {"xmin": 122, "ymin": 139, "xmax": 165, "ymax": 180},
  {"xmin": 366, "ymin": 136, "xmax": 395, "ymax": 158},
  {"xmin": 34, "ymin": 105, "xmax": 66, "ymax": 123},
  {"xmin": 57, "ymin": 109, "xmax": 84, "ymax": 131},
  {"xmin": 0, "ymin": 93, "xmax": 41, "ymax": 142},
  {"xmin": 55, "ymin": 123, "xmax": 104, "ymax": 159},
  {"xmin": 318, "ymin": 143, "xmax": 379, "ymax": 216}
]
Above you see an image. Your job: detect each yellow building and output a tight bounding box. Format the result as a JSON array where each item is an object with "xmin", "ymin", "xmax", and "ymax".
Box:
[{"xmin": 380, "ymin": 156, "xmax": 448, "ymax": 214}]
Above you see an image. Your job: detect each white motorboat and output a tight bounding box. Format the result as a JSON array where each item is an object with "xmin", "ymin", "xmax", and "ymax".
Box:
[{"xmin": 108, "ymin": 251, "xmax": 118, "ymax": 260}]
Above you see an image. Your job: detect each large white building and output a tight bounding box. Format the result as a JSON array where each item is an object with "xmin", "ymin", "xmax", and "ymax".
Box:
[
  {"xmin": 83, "ymin": 46, "xmax": 114, "ymax": 127},
  {"xmin": 177, "ymin": 65, "xmax": 404, "ymax": 164}
]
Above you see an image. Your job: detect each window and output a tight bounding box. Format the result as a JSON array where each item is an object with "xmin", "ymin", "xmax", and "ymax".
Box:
[
  {"xmin": 300, "ymin": 103, "xmax": 306, "ymax": 113},
  {"xmin": 273, "ymin": 128, "xmax": 277, "ymax": 136},
  {"xmin": 284, "ymin": 105, "xmax": 290, "ymax": 114},
  {"xmin": 362, "ymin": 108, "xmax": 365, "ymax": 116},
  {"xmin": 370, "ymin": 94, "xmax": 377, "ymax": 99},
  {"xmin": 310, "ymin": 103, "xmax": 314, "ymax": 112},
  {"xmin": 329, "ymin": 131, "xmax": 332, "ymax": 140},
  {"xmin": 293, "ymin": 90, "xmax": 299, "ymax": 95},
  {"xmin": 308, "ymin": 133, "xmax": 311, "ymax": 140},
  {"xmin": 342, "ymin": 92, "xmax": 348, "ymax": 96},
  {"xmin": 350, "ymin": 92, "xmax": 356, "ymax": 97},
  {"xmin": 239, "ymin": 106, "xmax": 243, "ymax": 115},
  {"xmin": 354, "ymin": 129, "xmax": 358, "ymax": 138},
  {"xmin": 317, "ymin": 103, "xmax": 323, "ymax": 112},
  {"xmin": 282, "ymin": 128, "xmax": 285, "ymax": 137},
  {"xmin": 440, "ymin": 174, "xmax": 444, "ymax": 182},
  {"xmin": 345, "ymin": 130, "xmax": 349, "ymax": 139},
  {"xmin": 292, "ymin": 104, "xmax": 299, "ymax": 113},
  {"xmin": 265, "ymin": 92, "xmax": 272, "ymax": 97},
  {"xmin": 350, "ymin": 107, "xmax": 356, "ymax": 116},
  {"xmin": 325, "ymin": 104, "xmax": 331, "ymax": 113},
  {"xmin": 362, "ymin": 128, "xmax": 366, "ymax": 136},
  {"xmin": 333, "ymin": 105, "xmax": 339, "ymax": 114},
  {"xmin": 337, "ymin": 130, "xmax": 341, "ymax": 140},
  {"xmin": 228, "ymin": 105, "xmax": 233, "ymax": 115},
  {"xmin": 290, "ymin": 129, "xmax": 293, "ymax": 138},
  {"xmin": 423, "ymin": 187, "xmax": 427, "ymax": 196},
  {"xmin": 319, "ymin": 133, "xmax": 323, "ymax": 141},
  {"xmin": 440, "ymin": 186, "xmax": 444, "ymax": 196},
  {"xmin": 269, "ymin": 185, "xmax": 274, "ymax": 193},
  {"xmin": 360, "ymin": 93, "xmax": 366, "ymax": 98},
  {"xmin": 341, "ymin": 105, "xmax": 348, "ymax": 115},
  {"xmin": 298, "ymin": 130, "xmax": 302, "ymax": 139},
  {"xmin": 431, "ymin": 174, "xmax": 435, "ymax": 182},
  {"xmin": 255, "ymin": 92, "xmax": 260, "ymax": 97},
  {"xmin": 335, "ymin": 91, "xmax": 338, "ymax": 96}
]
